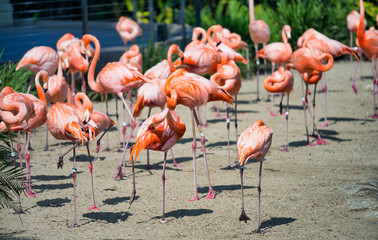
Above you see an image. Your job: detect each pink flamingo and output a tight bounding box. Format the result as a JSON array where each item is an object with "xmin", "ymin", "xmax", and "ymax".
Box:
[
  {"xmin": 165, "ymin": 68, "xmax": 234, "ymax": 201},
  {"xmin": 81, "ymin": 34, "xmax": 152, "ymax": 180},
  {"xmin": 355, "ymin": 0, "xmax": 378, "ymax": 118},
  {"xmin": 120, "ymin": 44, "xmax": 143, "ymax": 73},
  {"xmin": 286, "ymin": 47, "xmax": 334, "ymax": 146},
  {"xmin": 249, "ymin": 0, "xmax": 271, "ymax": 101},
  {"xmin": 347, "ymin": 10, "xmax": 367, "ymax": 79},
  {"xmin": 129, "ymin": 108, "xmax": 186, "ymax": 221},
  {"xmin": 264, "ymin": 66, "xmax": 294, "ymax": 151},
  {"xmin": 256, "ymin": 25, "xmax": 292, "ymax": 116},
  {"xmin": 16, "ymin": 46, "xmax": 59, "ymax": 93},
  {"xmin": 210, "ymin": 52, "xmax": 241, "ymax": 169},
  {"xmin": 238, "ymin": 119, "xmax": 273, "ymax": 234},
  {"xmin": 133, "ymin": 78, "xmax": 183, "ymax": 169},
  {"xmin": 116, "ymin": 16, "xmax": 142, "ymax": 48}
]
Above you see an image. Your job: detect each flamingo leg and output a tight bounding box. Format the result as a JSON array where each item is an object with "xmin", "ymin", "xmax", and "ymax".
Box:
[
  {"xmin": 161, "ymin": 151, "xmax": 168, "ymax": 222},
  {"xmin": 255, "ymin": 44, "xmax": 260, "ymax": 101},
  {"xmin": 349, "ymin": 31, "xmax": 353, "ymax": 70},
  {"xmin": 280, "ymin": 94, "xmax": 290, "ymax": 152},
  {"xmin": 80, "ymin": 72, "xmax": 86, "ymax": 94},
  {"xmin": 44, "ymin": 124, "xmax": 52, "ymax": 151},
  {"xmin": 311, "ymin": 84, "xmax": 317, "ymax": 137},
  {"xmin": 246, "ymin": 47, "xmax": 251, "ymax": 79},
  {"xmin": 252, "ymin": 160, "xmax": 264, "ymax": 234},
  {"xmin": 86, "ymin": 142, "xmax": 99, "ymax": 210},
  {"xmin": 188, "ymin": 110, "xmax": 199, "ymax": 202},
  {"xmin": 319, "ymin": 74, "xmax": 329, "ymax": 127},
  {"xmin": 115, "ymin": 93, "xmax": 137, "ymax": 180},
  {"xmin": 146, "ymin": 108, "xmax": 154, "ymax": 169},
  {"xmin": 129, "ymin": 147, "xmax": 136, "ymax": 205},
  {"xmin": 214, "ymin": 102, "xmax": 221, "ymax": 118},
  {"xmin": 96, "ymin": 124, "xmax": 113, "ymax": 153},
  {"xmin": 221, "ymin": 105, "xmax": 231, "ymax": 170},
  {"xmin": 24, "ymin": 132, "xmax": 39, "ymax": 197},
  {"xmin": 101, "ymin": 93, "xmax": 110, "ymax": 152},
  {"xmin": 57, "ymin": 141, "xmax": 80, "ymax": 169},
  {"xmin": 193, "ymin": 109, "xmax": 214, "ymax": 200},
  {"xmin": 235, "ymin": 95, "xmax": 239, "ymax": 161},
  {"xmin": 369, "ymin": 59, "xmax": 378, "ymax": 118},
  {"xmin": 238, "ymin": 166, "xmax": 250, "ymax": 223},
  {"xmin": 170, "ymin": 149, "xmax": 183, "ymax": 168},
  {"xmin": 270, "ymin": 64, "xmax": 277, "ymax": 116},
  {"xmin": 351, "ymin": 59, "xmax": 359, "ymax": 94},
  {"xmin": 16, "ymin": 132, "xmax": 24, "ymax": 177},
  {"xmin": 71, "ymin": 72, "xmax": 76, "ymax": 97},
  {"xmin": 115, "ymin": 96, "xmax": 122, "ymax": 152},
  {"xmin": 263, "ymin": 43, "xmax": 267, "ymax": 75},
  {"xmin": 301, "ymin": 77, "xmax": 314, "ymax": 146},
  {"xmin": 69, "ymin": 146, "xmax": 78, "ymax": 228},
  {"xmin": 359, "ymin": 47, "xmax": 364, "ymax": 80}
]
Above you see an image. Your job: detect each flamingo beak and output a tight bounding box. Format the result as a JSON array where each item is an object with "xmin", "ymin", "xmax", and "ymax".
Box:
[
  {"xmin": 80, "ymin": 41, "xmax": 86, "ymax": 54},
  {"xmin": 286, "ymin": 31, "xmax": 291, "ymax": 39}
]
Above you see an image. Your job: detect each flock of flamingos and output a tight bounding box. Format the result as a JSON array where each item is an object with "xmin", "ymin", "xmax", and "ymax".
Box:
[{"xmin": 0, "ymin": 0, "xmax": 377, "ymax": 233}]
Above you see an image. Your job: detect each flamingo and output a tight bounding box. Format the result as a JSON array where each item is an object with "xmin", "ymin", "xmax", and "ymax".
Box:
[
  {"xmin": 210, "ymin": 52, "xmax": 241, "ymax": 170},
  {"xmin": 0, "ymin": 72, "xmax": 49, "ymax": 197},
  {"xmin": 256, "ymin": 25, "xmax": 292, "ymax": 116},
  {"xmin": 133, "ymin": 78, "xmax": 183, "ymax": 169},
  {"xmin": 38, "ymin": 55, "xmax": 71, "ymax": 151},
  {"xmin": 57, "ymin": 33, "xmax": 92, "ymax": 95},
  {"xmin": 165, "ymin": 68, "xmax": 234, "ymax": 201},
  {"xmin": 237, "ymin": 119, "xmax": 273, "ymax": 234},
  {"xmin": 264, "ymin": 66, "xmax": 294, "ymax": 151},
  {"xmin": 0, "ymin": 86, "xmax": 35, "ymax": 212},
  {"xmin": 220, "ymin": 28, "xmax": 251, "ymax": 77},
  {"xmin": 129, "ymin": 108, "xmax": 186, "ymax": 221},
  {"xmin": 16, "ymin": 46, "xmax": 59, "ymax": 94},
  {"xmin": 249, "ymin": 0, "xmax": 271, "ymax": 101},
  {"xmin": 116, "ymin": 16, "xmax": 142, "ymax": 48},
  {"xmin": 286, "ymin": 47, "xmax": 334, "ymax": 146},
  {"xmin": 81, "ymin": 34, "xmax": 152, "ymax": 180},
  {"xmin": 46, "ymin": 95, "xmax": 88, "ymax": 228},
  {"xmin": 355, "ymin": 0, "xmax": 378, "ymax": 118},
  {"xmin": 120, "ymin": 44, "xmax": 143, "ymax": 73},
  {"xmin": 347, "ymin": 10, "xmax": 367, "ymax": 79}
]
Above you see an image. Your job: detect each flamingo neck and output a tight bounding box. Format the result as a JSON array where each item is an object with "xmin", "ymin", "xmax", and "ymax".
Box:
[
  {"xmin": 357, "ymin": 0, "xmax": 365, "ymax": 40},
  {"xmin": 249, "ymin": 0, "xmax": 255, "ymax": 25},
  {"xmin": 86, "ymin": 36, "xmax": 103, "ymax": 92},
  {"xmin": 34, "ymin": 72, "xmax": 47, "ymax": 105}
]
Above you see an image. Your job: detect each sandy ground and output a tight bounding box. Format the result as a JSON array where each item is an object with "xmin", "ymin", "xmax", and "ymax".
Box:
[{"xmin": 0, "ymin": 60, "xmax": 377, "ymax": 240}]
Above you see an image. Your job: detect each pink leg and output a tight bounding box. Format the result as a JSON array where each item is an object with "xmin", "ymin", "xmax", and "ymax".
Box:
[
  {"xmin": 188, "ymin": 111, "xmax": 199, "ymax": 201},
  {"xmin": 221, "ymin": 105, "xmax": 232, "ymax": 170},
  {"xmin": 351, "ymin": 60, "xmax": 359, "ymax": 94},
  {"xmin": 44, "ymin": 122, "xmax": 52, "ymax": 151},
  {"xmin": 319, "ymin": 74, "xmax": 328, "ymax": 127},
  {"xmin": 57, "ymin": 141, "xmax": 80, "ymax": 169},
  {"xmin": 359, "ymin": 47, "xmax": 364, "ymax": 80},
  {"xmin": 239, "ymin": 166, "xmax": 250, "ymax": 223},
  {"xmin": 280, "ymin": 94, "xmax": 290, "ymax": 152},
  {"xmin": 301, "ymin": 78, "xmax": 315, "ymax": 146},
  {"xmin": 115, "ymin": 93, "xmax": 137, "ymax": 180},
  {"xmin": 24, "ymin": 132, "xmax": 39, "ymax": 197},
  {"xmin": 96, "ymin": 124, "xmax": 113, "ymax": 153},
  {"xmin": 255, "ymin": 44, "xmax": 260, "ymax": 101},
  {"xmin": 193, "ymin": 109, "xmax": 214, "ymax": 200},
  {"xmin": 145, "ymin": 109, "xmax": 155, "ymax": 169},
  {"xmin": 86, "ymin": 143, "xmax": 99, "ymax": 210},
  {"xmin": 81, "ymin": 72, "xmax": 86, "ymax": 94},
  {"xmin": 170, "ymin": 149, "xmax": 183, "ymax": 168},
  {"xmin": 129, "ymin": 147, "xmax": 136, "ymax": 205},
  {"xmin": 270, "ymin": 64, "xmax": 277, "ymax": 116},
  {"xmin": 252, "ymin": 160, "xmax": 265, "ymax": 234},
  {"xmin": 115, "ymin": 96, "xmax": 122, "ymax": 152},
  {"xmin": 161, "ymin": 151, "xmax": 168, "ymax": 223},
  {"xmin": 369, "ymin": 59, "xmax": 378, "ymax": 118},
  {"xmin": 69, "ymin": 147, "xmax": 78, "ymax": 228}
]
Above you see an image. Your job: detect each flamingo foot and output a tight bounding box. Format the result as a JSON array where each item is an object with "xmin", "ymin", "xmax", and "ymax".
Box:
[
  {"xmin": 210, "ymin": 106, "xmax": 217, "ymax": 111},
  {"xmin": 159, "ymin": 218, "xmax": 169, "ymax": 224},
  {"xmin": 204, "ymin": 188, "xmax": 215, "ymax": 199},
  {"xmin": 114, "ymin": 166, "xmax": 126, "ymax": 180},
  {"xmin": 279, "ymin": 148, "xmax": 289, "ymax": 152},
  {"xmin": 214, "ymin": 113, "xmax": 221, "ymax": 118},
  {"xmin": 25, "ymin": 191, "xmax": 40, "ymax": 198},
  {"xmin": 146, "ymin": 164, "xmax": 156, "ymax": 170},
  {"xmin": 102, "ymin": 147, "xmax": 111, "ymax": 152},
  {"xmin": 173, "ymin": 163, "xmax": 184, "ymax": 168},
  {"xmin": 369, "ymin": 114, "xmax": 378, "ymax": 119},
  {"xmin": 318, "ymin": 122, "xmax": 329, "ymax": 127},
  {"xmin": 221, "ymin": 165, "xmax": 232, "ymax": 170},
  {"xmin": 12, "ymin": 209, "xmax": 26, "ymax": 215},
  {"xmin": 309, "ymin": 133, "xmax": 317, "ymax": 138},
  {"xmin": 188, "ymin": 194, "xmax": 199, "ymax": 202},
  {"xmin": 88, "ymin": 205, "xmax": 99, "ymax": 210},
  {"xmin": 116, "ymin": 148, "xmax": 123, "ymax": 153},
  {"xmin": 351, "ymin": 83, "xmax": 358, "ymax": 94},
  {"xmin": 317, "ymin": 137, "xmax": 328, "ymax": 145},
  {"xmin": 201, "ymin": 124, "xmax": 208, "ymax": 128},
  {"xmin": 239, "ymin": 210, "xmax": 251, "ymax": 223},
  {"xmin": 129, "ymin": 189, "xmax": 136, "ymax": 205},
  {"xmin": 270, "ymin": 111, "xmax": 278, "ymax": 117},
  {"xmin": 44, "ymin": 147, "xmax": 52, "ymax": 152},
  {"xmin": 68, "ymin": 223, "xmax": 78, "ymax": 228},
  {"xmin": 252, "ymin": 229, "xmax": 266, "ymax": 234}
]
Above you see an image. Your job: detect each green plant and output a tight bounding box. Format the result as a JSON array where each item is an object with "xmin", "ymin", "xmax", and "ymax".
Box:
[
  {"xmin": 0, "ymin": 145, "xmax": 25, "ymax": 211},
  {"xmin": 0, "ymin": 61, "xmax": 34, "ymax": 94}
]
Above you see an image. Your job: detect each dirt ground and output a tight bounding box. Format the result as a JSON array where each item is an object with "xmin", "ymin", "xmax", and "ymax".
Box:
[{"xmin": 0, "ymin": 60, "xmax": 377, "ymax": 240}]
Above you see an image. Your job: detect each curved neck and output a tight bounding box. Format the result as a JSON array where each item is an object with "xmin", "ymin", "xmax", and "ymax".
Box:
[
  {"xmin": 85, "ymin": 35, "xmax": 103, "ymax": 92},
  {"xmin": 152, "ymin": 108, "xmax": 186, "ymax": 135},
  {"xmin": 74, "ymin": 92, "xmax": 93, "ymax": 115},
  {"xmin": 34, "ymin": 71, "xmax": 47, "ymax": 105},
  {"xmin": 222, "ymin": 32, "xmax": 241, "ymax": 49},
  {"xmin": 249, "ymin": 0, "xmax": 255, "ymax": 25},
  {"xmin": 357, "ymin": 0, "xmax": 365, "ymax": 39},
  {"xmin": 126, "ymin": 45, "xmax": 140, "ymax": 58},
  {"xmin": 309, "ymin": 47, "xmax": 334, "ymax": 72},
  {"xmin": 167, "ymin": 45, "xmax": 181, "ymax": 72},
  {"xmin": 282, "ymin": 27, "xmax": 288, "ymax": 43},
  {"xmin": 0, "ymin": 87, "xmax": 30, "ymax": 125},
  {"xmin": 192, "ymin": 27, "xmax": 207, "ymax": 44}
]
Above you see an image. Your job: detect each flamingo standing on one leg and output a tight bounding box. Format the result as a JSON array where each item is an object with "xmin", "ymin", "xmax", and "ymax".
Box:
[
  {"xmin": 81, "ymin": 34, "xmax": 152, "ymax": 180},
  {"xmin": 165, "ymin": 69, "xmax": 234, "ymax": 201},
  {"xmin": 129, "ymin": 108, "xmax": 186, "ymax": 221},
  {"xmin": 16, "ymin": 46, "xmax": 59, "ymax": 94},
  {"xmin": 210, "ymin": 52, "xmax": 241, "ymax": 170},
  {"xmin": 0, "ymin": 87, "xmax": 35, "ymax": 213},
  {"xmin": 249, "ymin": 0, "xmax": 271, "ymax": 101},
  {"xmin": 116, "ymin": 16, "xmax": 143, "ymax": 48},
  {"xmin": 256, "ymin": 25, "xmax": 292, "ymax": 116},
  {"xmin": 286, "ymin": 47, "xmax": 334, "ymax": 145},
  {"xmin": 355, "ymin": 0, "xmax": 378, "ymax": 118},
  {"xmin": 238, "ymin": 119, "xmax": 273, "ymax": 234},
  {"xmin": 46, "ymin": 97, "xmax": 88, "ymax": 228},
  {"xmin": 264, "ymin": 66, "xmax": 294, "ymax": 151},
  {"xmin": 133, "ymin": 78, "xmax": 183, "ymax": 168}
]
